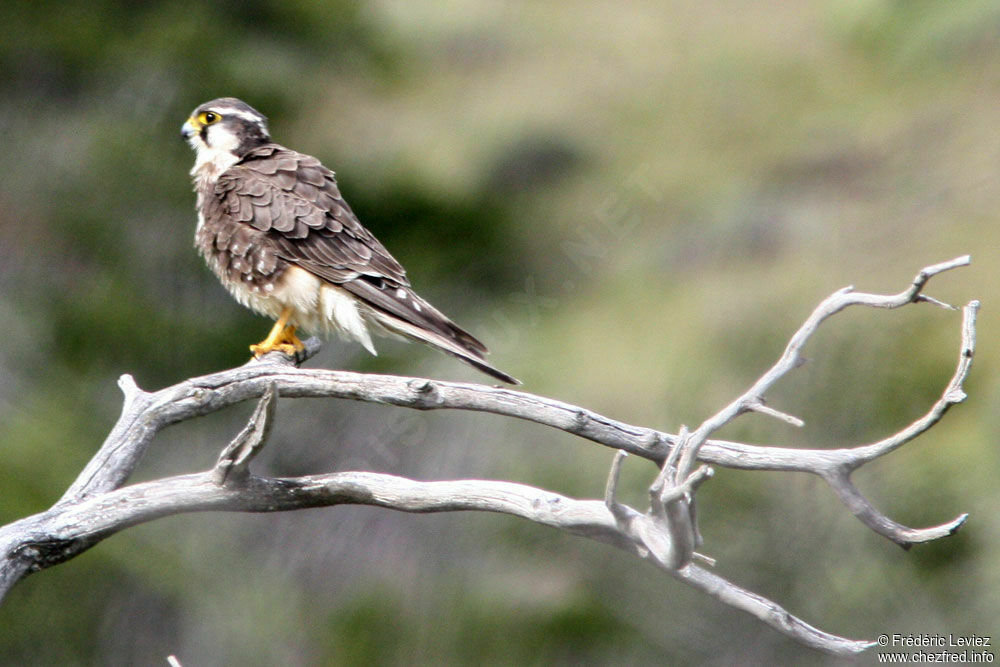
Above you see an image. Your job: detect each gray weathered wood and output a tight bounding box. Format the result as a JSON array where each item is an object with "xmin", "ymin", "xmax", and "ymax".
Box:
[{"xmin": 0, "ymin": 257, "xmax": 975, "ymax": 656}]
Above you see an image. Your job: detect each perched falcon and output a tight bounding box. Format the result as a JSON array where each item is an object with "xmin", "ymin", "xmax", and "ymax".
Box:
[{"xmin": 181, "ymin": 97, "xmax": 518, "ymax": 384}]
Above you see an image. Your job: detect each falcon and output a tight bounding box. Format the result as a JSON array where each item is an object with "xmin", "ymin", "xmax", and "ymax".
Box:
[{"xmin": 181, "ymin": 97, "xmax": 518, "ymax": 384}]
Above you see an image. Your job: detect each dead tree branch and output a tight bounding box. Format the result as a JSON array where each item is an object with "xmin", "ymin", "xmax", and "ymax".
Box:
[{"xmin": 0, "ymin": 256, "xmax": 975, "ymax": 656}]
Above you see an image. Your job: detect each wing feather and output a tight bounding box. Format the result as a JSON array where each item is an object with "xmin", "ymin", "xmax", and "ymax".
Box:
[
  {"xmin": 217, "ymin": 144, "xmax": 409, "ymax": 284},
  {"xmin": 208, "ymin": 144, "xmax": 514, "ymax": 380}
]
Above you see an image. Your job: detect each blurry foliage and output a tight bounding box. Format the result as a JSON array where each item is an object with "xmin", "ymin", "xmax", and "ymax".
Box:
[
  {"xmin": 0, "ymin": 0, "xmax": 386, "ymax": 102},
  {"xmin": 320, "ymin": 583, "xmax": 629, "ymax": 664},
  {"xmin": 835, "ymin": 0, "xmax": 1000, "ymax": 68},
  {"xmin": 0, "ymin": 0, "xmax": 998, "ymax": 664}
]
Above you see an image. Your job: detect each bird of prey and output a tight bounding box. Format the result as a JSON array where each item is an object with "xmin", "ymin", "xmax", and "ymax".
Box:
[{"xmin": 181, "ymin": 97, "xmax": 518, "ymax": 384}]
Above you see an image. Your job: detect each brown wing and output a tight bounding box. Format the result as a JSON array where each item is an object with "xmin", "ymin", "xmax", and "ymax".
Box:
[
  {"xmin": 214, "ymin": 145, "xmax": 406, "ymax": 282},
  {"xmin": 213, "ymin": 144, "xmax": 491, "ymax": 357}
]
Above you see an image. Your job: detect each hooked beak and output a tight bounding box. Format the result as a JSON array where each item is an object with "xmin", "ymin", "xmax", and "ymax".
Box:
[{"xmin": 181, "ymin": 117, "xmax": 200, "ymax": 142}]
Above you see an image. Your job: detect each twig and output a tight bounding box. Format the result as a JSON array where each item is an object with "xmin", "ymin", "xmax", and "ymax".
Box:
[
  {"xmin": 604, "ymin": 450, "xmax": 628, "ymax": 507},
  {"xmin": 213, "ymin": 383, "xmax": 279, "ymax": 485}
]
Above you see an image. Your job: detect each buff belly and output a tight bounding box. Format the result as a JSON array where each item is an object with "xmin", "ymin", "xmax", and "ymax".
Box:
[{"xmin": 217, "ymin": 262, "xmax": 380, "ymax": 355}]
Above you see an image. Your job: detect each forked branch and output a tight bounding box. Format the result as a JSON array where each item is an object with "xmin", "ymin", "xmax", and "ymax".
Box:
[{"xmin": 0, "ymin": 257, "xmax": 975, "ymax": 656}]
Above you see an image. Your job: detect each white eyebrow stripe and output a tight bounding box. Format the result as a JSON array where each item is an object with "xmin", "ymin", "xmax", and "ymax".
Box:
[{"xmin": 212, "ymin": 107, "xmax": 267, "ymax": 126}]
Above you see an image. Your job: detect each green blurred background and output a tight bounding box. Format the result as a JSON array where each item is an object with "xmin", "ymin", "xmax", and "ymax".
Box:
[{"xmin": 1, "ymin": 0, "xmax": 997, "ymax": 664}]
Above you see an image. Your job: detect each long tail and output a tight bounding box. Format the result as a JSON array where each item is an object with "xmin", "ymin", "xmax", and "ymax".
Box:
[
  {"xmin": 340, "ymin": 277, "xmax": 520, "ymax": 384},
  {"xmin": 371, "ymin": 310, "xmax": 520, "ymax": 385}
]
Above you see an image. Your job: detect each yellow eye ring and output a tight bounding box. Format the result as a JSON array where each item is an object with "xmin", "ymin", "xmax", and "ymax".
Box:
[{"xmin": 198, "ymin": 111, "xmax": 220, "ymax": 125}]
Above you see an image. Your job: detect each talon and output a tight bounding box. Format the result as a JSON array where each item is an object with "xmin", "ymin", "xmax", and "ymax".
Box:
[
  {"xmin": 250, "ymin": 308, "xmax": 305, "ymax": 358},
  {"xmin": 251, "ymin": 328, "xmax": 305, "ymax": 357},
  {"xmin": 251, "ymin": 341, "xmax": 301, "ymax": 358}
]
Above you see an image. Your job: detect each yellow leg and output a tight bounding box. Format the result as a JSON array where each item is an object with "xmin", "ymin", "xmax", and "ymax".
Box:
[{"xmin": 250, "ymin": 307, "xmax": 306, "ymax": 357}]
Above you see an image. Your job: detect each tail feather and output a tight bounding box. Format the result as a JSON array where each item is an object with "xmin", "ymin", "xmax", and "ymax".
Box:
[
  {"xmin": 370, "ymin": 310, "xmax": 520, "ymax": 385},
  {"xmin": 456, "ymin": 353, "xmax": 521, "ymax": 385}
]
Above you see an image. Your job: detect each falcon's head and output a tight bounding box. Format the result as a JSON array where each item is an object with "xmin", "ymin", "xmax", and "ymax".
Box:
[{"xmin": 182, "ymin": 97, "xmax": 270, "ymax": 178}]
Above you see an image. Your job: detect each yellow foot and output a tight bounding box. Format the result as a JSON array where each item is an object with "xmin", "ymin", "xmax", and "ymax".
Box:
[
  {"xmin": 250, "ymin": 324, "xmax": 306, "ymax": 358},
  {"xmin": 250, "ymin": 341, "xmax": 302, "ymax": 357}
]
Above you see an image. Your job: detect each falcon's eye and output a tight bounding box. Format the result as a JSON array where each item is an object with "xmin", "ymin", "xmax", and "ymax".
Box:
[{"xmin": 198, "ymin": 111, "xmax": 221, "ymax": 125}]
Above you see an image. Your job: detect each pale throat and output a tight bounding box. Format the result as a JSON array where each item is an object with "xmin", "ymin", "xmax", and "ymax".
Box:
[
  {"xmin": 191, "ymin": 143, "xmax": 240, "ymax": 185},
  {"xmin": 189, "ymin": 124, "xmax": 242, "ymax": 191}
]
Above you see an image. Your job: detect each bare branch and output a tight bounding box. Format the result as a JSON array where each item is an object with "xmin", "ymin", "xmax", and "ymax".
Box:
[
  {"xmin": 745, "ymin": 399, "xmax": 804, "ymax": 428},
  {"xmin": 820, "ymin": 468, "xmax": 969, "ymax": 548},
  {"xmin": 39, "ymin": 259, "xmax": 977, "ymax": 552},
  {"xmin": 0, "ymin": 257, "xmax": 975, "ymax": 655},
  {"xmin": 673, "ymin": 254, "xmax": 972, "ymax": 481},
  {"xmin": 839, "ymin": 300, "xmax": 978, "ymax": 469},
  {"xmin": 673, "ymin": 565, "xmax": 875, "ymax": 655},
  {"xmin": 213, "ymin": 383, "xmax": 279, "ymax": 485},
  {"xmin": 0, "ymin": 467, "xmax": 869, "ymax": 655},
  {"xmin": 49, "ymin": 257, "xmax": 966, "ymax": 548},
  {"xmin": 604, "ymin": 450, "xmax": 628, "ymax": 507},
  {"xmin": 56, "ymin": 342, "xmax": 321, "ymax": 506}
]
